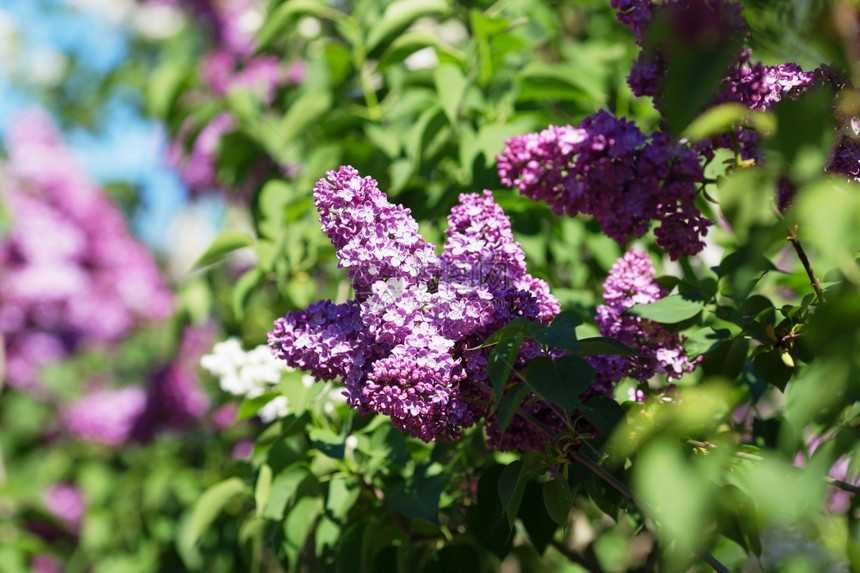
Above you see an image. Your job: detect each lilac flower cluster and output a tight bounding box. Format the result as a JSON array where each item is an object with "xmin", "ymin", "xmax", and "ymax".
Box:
[
  {"xmin": 827, "ymin": 123, "xmax": 860, "ymax": 182},
  {"xmin": 155, "ymin": 0, "xmax": 306, "ymax": 195},
  {"xmin": 202, "ymin": 50, "xmax": 303, "ymax": 105},
  {"xmin": 43, "ymin": 484, "xmax": 85, "ymax": 533},
  {"xmin": 587, "ymin": 250, "xmax": 698, "ymax": 396},
  {"xmin": 0, "ymin": 110, "xmax": 174, "ymax": 391},
  {"xmin": 613, "ymin": 0, "xmax": 748, "ymax": 101},
  {"xmin": 167, "ymin": 112, "xmax": 235, "ymax": 193},
  {"xmin": 496, "ymin": 110, "xmax": 710, "ymax": 259},
  {"xmin": 795, "ymin": 433, "xmax": 860, "ymax": 514},
  {"xmin": 612, "ymin": 0, "xmax": 852, "ymax": 173},
  {"xmin": 270, "ymin": 166, "xmax": 563, "ymax": 445},
  {"xmin": 62, "ymin": 326, "xmax": 211, "ymax": 446}
]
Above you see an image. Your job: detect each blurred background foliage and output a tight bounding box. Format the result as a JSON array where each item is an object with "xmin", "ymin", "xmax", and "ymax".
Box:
[{"xmin": 0, "ymin": 0, "xmax": 857, "ymax": 572}]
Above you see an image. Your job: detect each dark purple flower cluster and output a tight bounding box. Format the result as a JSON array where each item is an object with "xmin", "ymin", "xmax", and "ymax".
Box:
[
  {"xmin": 587, "ymin": 250, "xmax": 698, "ymax": 395},
  {"xmin": 62, "ymin": 326, "xmax": 211, "ymax": 446},
  {"xmin": 269, "ymin": 166, "xmax": 563, "ymax": 444},
  {"xmin": 827, "ymin": 134, "xmax": 860, "ymax": 182},
  {"xmin": 497, "ymin": 110, "xmax": 710, "ymax": 259},
  {"xmin": 614, "ymin": 0, "xmax": 748, "ymax": 101},
  {"xmin": 612, "ymin": 0, "xmax": 849, "ymax": 172},
  {"xmin": 0, "ymin": 110, "xmax": 174, "ymax": 391}
]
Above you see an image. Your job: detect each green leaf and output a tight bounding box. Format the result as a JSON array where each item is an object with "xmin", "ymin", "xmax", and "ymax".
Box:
[
  {"xmin": 309, "ymin": 428, "xmax": 345, "ymax": 459},
  {"xmin": 577, "ymin": 337, "xmax": 638, "ymax": 357},
  {"xmin": 378, "ymin": 31, "xmax": 439, "ymax": 68},
  {"xmin": 178, "ymin": 478, "xmax": 248, "ymax": 556},
  {"xmin": 488, "ymin": 336, "xmax": 523, "ymax": 407},
  {"xmin": 714, "ymin": 484, "xmax": 761, "ymax": 557},
  {"xmin": 326, "ymin": 476, "xmax": 360, "ymax": 522},
  {"xmin": 525, "ymin": 355, "xmax": 595, "ymax": 413},
  {"xmin": 147, "ymin": 62, "xmax": 187, "ymax": 118},
  {"xmin": 276, "ymin": 91, "xmax": 333, "ymax": 153},
  {"xmin": 255, "ymin": 464, "xmax": 273, "ymax": 518},
  {"xmin": 386, "ymin": 471, "xmax": 448, "ymax": 523},
  {"xmin": 365, "ymin": 0, "xmax": 450, "ymax": 53},
  {"xmin": 579, "ymin": 396, "xmax": 626, "ymax": 436},
  {"xmin": 628, "ymin": 293, "xmax": 704, "ymax": 324},
  {"xmin": 283, "ymin": 497, "xmax": 323, "ymax": 552},
  {"xmin": 498, "ymin": 460, "xmax": 527, "ymax": 528},
  {"xmin": 192, "ymin": 230, "xmax": 255, "ymax": 270},
  {"xmin": 466, "ymin": 465, "xmax": 513, "ymax": 559},
  {"xmin": 472, "ymin": 318, "xmax": 531, "ymax": 349},
  {"xmin": 529, "ymin": 310, "xmax": 581, "ymax": 351},
  {"xmin": 652, "ymin": 8, "xmax": 745, "ymax": 134},
  {"xmin": 683, "ymin": 103, "xmax": 776, "ymax": 141},
  {"xmin": 542, "ymin": 477, "xmax": 573, "ymax": 526},
  {"xmin": 257, "ymin": 0, "xmax": 345, "ymax": 50},
  {"xmin": 498, "ymin": 384, "xmax": 530, "ymax": 436},
  {"xmin": 232, "ymin": 267, "xmax": 264, "ymax": 320},
  {"xmin": 434, "ymin": 63, "xmax": 468, "ymax": 125},
  {"xmin": 264, "ymin": 465, "xmax": 311, "ymax": 520}
]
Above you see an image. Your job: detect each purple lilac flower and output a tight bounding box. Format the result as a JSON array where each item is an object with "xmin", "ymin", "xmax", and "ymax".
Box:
[
  {"xmin": 795, "ymin": 433, "xmax": 859, "ymax": 513},
  {"xmin": 497, "ymin": 110, "xmax": 709, "ymax": 259},
  {"xmin": 201, "ymin": 50, "xmax": 289, "ymax": 104},
  {"xmin": 30, "ymin": 555, "xmax": 62, "ymax": 573},
  {"xmin": 586, "ymin": 250, "xmax": 698, "ymax": 396},
  {"xmin": 827, "ymin": 135, "xmax": 860, "ymax": 181},
  {"xmin": 43, "ymin": 484, "xmax": 85, "ymax": 533},
  {"xmin": 0, "ymin": 110, "xmax": 174, "ymax": 391},
  {"xmin": 144, "ymin": 325, "xmax": 211, "ymax": 431},
  {"xmin": 167, "ymin": 112, "xmax": 235, "ymax": 194},
  {"xmin": 312, "ymin": 166, "xmax": 440, "ymax": 296},
  {"xmin": 270, "ymin": 166, "xmax": 562, "ymax": 445},
  {"xmin": 63, "ymin": 386, "xmax": 150, "ymax": 447},
  {"xmin": 721, "ymin": 61, "xmax": 819, "ymax": 111},
  {"xmin": 613, "ymin": 0, "xmax": 748, "ymax": 101}
]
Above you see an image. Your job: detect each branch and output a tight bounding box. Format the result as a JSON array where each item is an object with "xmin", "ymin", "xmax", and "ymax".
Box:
[
  {"xmin": 686, "ymin": 439, "xmax": 860, "ymax": 495},
  {"xmin": 773, "ymin": 205, "xmax": 826, "ymax": 304},
  {"xmin": 786, "ymin": 224, "xmax": 826, "ymax": 303}
]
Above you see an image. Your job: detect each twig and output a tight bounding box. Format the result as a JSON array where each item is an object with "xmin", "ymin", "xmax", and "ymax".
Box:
[
  {"xmin": 824, "ymin": 477, "xmax": 860, "ymax": 496},
  {"xmin": 786, "ymin": 225, "xmax": 826, "ymax": 303},
  {"xmin": 773, "ymin": 205, "xmax": 826, "ymax": 304},
  {"xmin": 686, "ymin": 439, "xmax": 764, "ymax": 462},
  {"xmin": 687, "ymin": 439, "xmax": 860, "ymax": 496}
]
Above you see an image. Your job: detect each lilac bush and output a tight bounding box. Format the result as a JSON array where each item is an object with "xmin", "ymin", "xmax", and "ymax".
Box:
[
  {"xmin": 62, "ymin": 326, "xmax": 211, "ymax": 446},
  {"xmin": 0, "ymin": 111, "xmax": 174, "ymax": 391}
]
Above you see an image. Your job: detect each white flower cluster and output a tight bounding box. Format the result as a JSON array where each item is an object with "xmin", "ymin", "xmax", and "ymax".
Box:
[
  {"xmin": 200, "ymin": 338, "xmax": 290, "ymax": 421},
  {"xmin": 741, "ymin": 526, "xmax": 849, "ymax": 573}
]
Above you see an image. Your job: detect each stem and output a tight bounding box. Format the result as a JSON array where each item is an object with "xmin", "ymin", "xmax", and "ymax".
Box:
[
  {"xmin": 786, "ymin": 224, "xmax": 826, "ymax": 303},
  {"xmin": 685, "ymin": 439, "xmax": 764, "ymax": 462},
  {"xmin": 773, "ymin": 206, "xmax": 826, "ymax": 303},
  {"xmin": 686, "ymin": 440, "xmax": 860, "ymax": 495},
  {"xmin": 824, "ymin": 477, "xmax": 860, "ymax": 495}
]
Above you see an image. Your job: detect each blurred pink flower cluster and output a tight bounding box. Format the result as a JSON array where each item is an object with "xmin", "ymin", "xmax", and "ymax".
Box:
[
  {"xmin": 0, "ymin": 110, "xmax": 174, "ymax": 391},
  {"xmin": 157, "ymin": 0, "xmax": 306, "ymax": 195},
  {"xmin": 62, "ymin": 325, "xmax": 213, "ymax": 446}
]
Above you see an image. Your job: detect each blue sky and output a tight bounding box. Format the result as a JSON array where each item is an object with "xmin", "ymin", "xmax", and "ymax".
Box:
[{"xmin": 0, "ymin": 0, "xmax": 198, "ymax": 251}]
